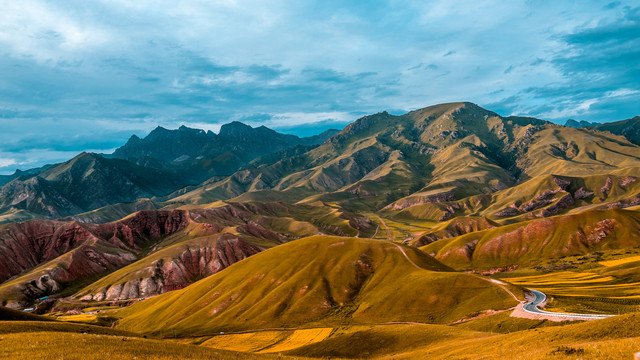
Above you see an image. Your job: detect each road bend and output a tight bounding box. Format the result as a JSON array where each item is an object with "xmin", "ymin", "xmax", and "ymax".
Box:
[{"xmin": 523, "ymin": 289, "xmax": 615, "ymax": 320}]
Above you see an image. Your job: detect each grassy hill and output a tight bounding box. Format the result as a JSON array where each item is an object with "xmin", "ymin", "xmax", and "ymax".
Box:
[
  {"xmin": 0, "ymin": 202, "xmax": 376, "ymax": 307},
  {"xmin": 0, "ymin": 317, "xmax": 286, "ymax": 360},
  {"xmin": 115, "ymin": 236, "xmax": 518, "ymax": 336},
  {"xmin": 420, "ymin": 208, "xmax": 640, "ymax": 269},
  {"xmin": 197, "ymin": 312, "xmax": 640, "ymax": 359}
]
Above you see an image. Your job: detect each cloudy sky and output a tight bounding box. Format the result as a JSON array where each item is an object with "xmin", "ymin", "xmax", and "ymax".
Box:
[{"xmin": 0, "ymin": 0, "xmax": 639, "ymax": 174}]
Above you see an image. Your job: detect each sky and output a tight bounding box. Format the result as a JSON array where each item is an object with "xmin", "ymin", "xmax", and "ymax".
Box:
[{"xmin": 0, "ymin": 0, "xmax": 639, "ymax": 174}]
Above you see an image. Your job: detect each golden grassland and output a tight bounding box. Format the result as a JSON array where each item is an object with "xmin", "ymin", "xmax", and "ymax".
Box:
[
  {"xmin": 114, "ymin": 236, "xmax": 517, "ymax": 336},
  {"xmin": 272, "ymin": 324, "xmax": 488, "ymax": 359},
  {"xmin": 0, "ymin": 320, "xmax": 134, "ymax": 336},
  {"xmin": 386, "ymin": 313, "xmax": 640, "ymax": 360},
  {"xmin": 599, "ymin": 255, "xmax": 640, "ymax": 267},
  {"xmin": 0, "ymin": 331, "xmax": 300, "ymax": 360},
  {"xmin": 7, "ymin": 207, "xmax": 640, "ymax": 359},
  {"xmin": 367, "ymin": 214, "xmax": 436, "ymax": 242},
  {"xmin": 224, "ymin": 314, "xmax": 640, "ymax": 359},
  {"xmin": 4, "ymin": 313, "xmax": 640, "ymax": 360},
  {"xmin": 201, "ymin": 328, "xmax": 334, "ymax": 354}
]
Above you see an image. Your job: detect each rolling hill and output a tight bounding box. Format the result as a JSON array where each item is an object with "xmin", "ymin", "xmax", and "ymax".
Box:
[
  {"xmin": 420, "ymin": 208, "xmax": 640, "ymax": 269},
  {"xmin": 115, "ymin": 235, "xmax": 518, "ymax": 336},
  {"xmin": 0, "ymin": 202, "xmax": 375, "ymax": 307}
]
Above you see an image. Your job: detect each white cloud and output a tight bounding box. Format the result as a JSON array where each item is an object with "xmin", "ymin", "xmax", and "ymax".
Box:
[
  {"xmin": 538, "ymin": 88, "xmax": 640, "ymax": 120},
  {"xmin": 265, "ymin": 112, "xmax": 354, "ymax": 128},
  {"xmin": 0, "ymin": 158, "xmax": 17, "ymax": 168},
  {"xmin": 0, "ymin": 1, "xmax": 112, "ymax": 62},
  {"xmin": 0, "ymin": 0, "xmax": 638, "ymax": 172}
]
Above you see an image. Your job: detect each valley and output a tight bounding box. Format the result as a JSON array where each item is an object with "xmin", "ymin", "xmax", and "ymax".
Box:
[{"xmin": 2, "ymin": 102, "xmax": 640, "ymax": 359}]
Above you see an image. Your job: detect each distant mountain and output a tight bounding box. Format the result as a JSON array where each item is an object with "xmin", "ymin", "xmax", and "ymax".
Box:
[
  {"xmin": 0, "ymin": 123, "xmax": 339, "ymax": 222},
  {"xmin": 1, "ymin": 106, "xmax": 638, "ymax": 224},
  {"xmin": 589, "ymin": 116, "xmax": 640, "ymax": 146},
  {"xmin": 111, "ymin": 123, "xmax": 339, "ymax": 183},
  {"xmin": 564, "ymin": 119, "xmax": 599, "ymax": 128},
  {"xmin": 171, "ymin": 102, "xmax": 640, "ymax": 216},
  {"xmin": 0, "ymin": 152, "xmax": 182, "ymax": 221},
  {"xmin": 0, "ymin": 164, "xmax": 54, "ymax": 186},
  {"xmin": 563, "ymin": 116, "xmax": 640, "ymax": 146}
]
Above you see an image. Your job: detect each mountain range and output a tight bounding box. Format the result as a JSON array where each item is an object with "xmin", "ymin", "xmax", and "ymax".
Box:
[
  {"xmin": 0, "ymin": 124, "xmax": 338, "ymax": 223},
  {"xmin": 3, "ymin": 102, "xmax": 640, "ymax": 359}
]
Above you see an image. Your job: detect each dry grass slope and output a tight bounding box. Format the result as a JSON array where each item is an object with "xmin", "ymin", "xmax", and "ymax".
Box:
[{"xmin": 116, "ymin": 236, "xmax": 517, "ymax": 336}]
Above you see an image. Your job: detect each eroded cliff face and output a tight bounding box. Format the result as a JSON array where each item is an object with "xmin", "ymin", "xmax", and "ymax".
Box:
[
  {"xmin": 79, "ymin": 234, "xmax": 261, "ymax": 301},
  {"xmin": 15, "ymin": 245, "xmax": 138, "ymax": 304},
  {"xmin": 0, "ymin": 220, "xmax": 100, "ymax": 283},
  {"xmin": 0, "ymin": 210, "xmax": 190, "ymax": 307},
  {"xmin": 0, "ymin": 202, "xmax": 375, "ymax": 306},
  {"xmin": 84, "ymin": 210, "xmax": 191, "ymax": 250},
  {"xmin": 0, "ymin": 210, "xmax": 190, "ymax": 284}
]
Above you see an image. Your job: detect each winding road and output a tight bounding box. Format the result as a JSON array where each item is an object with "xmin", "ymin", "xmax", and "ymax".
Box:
[{"xmin": 522, "ymin": 289, "xmax": 614, "ymax": 320}]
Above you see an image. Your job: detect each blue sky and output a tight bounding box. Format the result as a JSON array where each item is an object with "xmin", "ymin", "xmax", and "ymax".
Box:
[{"xmin": 0, "ymin": 0, "xmax": 639, "ymax": 174}]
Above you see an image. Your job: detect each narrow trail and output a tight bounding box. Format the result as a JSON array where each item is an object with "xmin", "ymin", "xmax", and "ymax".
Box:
[
  {"xmin": 382, "ymin": 228, "xmax": 521, "ymax": 304},
  {"xmin": 389, "ymin": 243, "xmax": 424, "ymax": 271},
  {"xmin": 371, "ymin": 223, "xmax": 380, "ymax": 239},
  {"xmin": 376, "ymin": 216, "xmax": 393, "ymax": 240},
  {"xmin": 471, "ymin": 275, "xmax": 521, "ymax": 303}
]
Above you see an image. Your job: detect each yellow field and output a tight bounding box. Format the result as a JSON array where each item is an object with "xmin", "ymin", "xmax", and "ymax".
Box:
[
  {"xmin": 202, "ymin": 331, "xmax": 287, "ymax": 352},
  {"xmin": 54, "ymin": 313, "xmax": 99, "ymax": 323},
  {"xmin": 503, "ymin": 270, "xmax": 640, "ymax": 298},
  {"xmin": 506, "ymin": 271, "xmax": 615, "ymax": 285},
  {"xmin": 599, "ymin": 255, "xmax": 640, "ymax": 267},
  {"xmin": 259, "ymin": 328, "xmax": 333, "ymax": 353},
  {"xmin": 201, "ymin": 327, "xmax": 333, "ymax": 353},
  {"xmin": 0, "ymin": 331, "xmax": 286, "ymax": 360}
]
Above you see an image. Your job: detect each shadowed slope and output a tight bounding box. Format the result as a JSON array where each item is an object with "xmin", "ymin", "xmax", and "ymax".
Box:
[
  {"xmin": 0, "ymin": 153, "xmax": 182, "ymax": 221},
  {"xmin": 590, "ymin": 116, "xmax": 640, "ymax": 146}
]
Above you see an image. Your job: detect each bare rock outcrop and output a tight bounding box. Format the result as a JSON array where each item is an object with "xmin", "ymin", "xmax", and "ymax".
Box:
[
  {"xmin": 81, "ymin": 234, "xmax": 261, "ymax": 301},
  {"xmin": 0, "ymin": 210, "xmax": 189, "ymax": 302}
]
